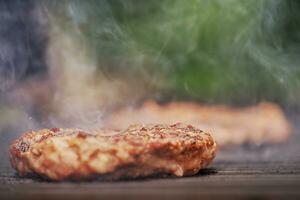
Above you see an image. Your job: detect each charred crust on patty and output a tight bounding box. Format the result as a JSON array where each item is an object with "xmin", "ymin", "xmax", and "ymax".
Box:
[{"xmin": 9, "ymin": 123, "xmax": 216, "ymax": 181}]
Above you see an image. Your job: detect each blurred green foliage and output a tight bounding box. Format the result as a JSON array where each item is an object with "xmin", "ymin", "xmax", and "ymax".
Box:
[{"xmin": 49, "ymin": 0, "xmax": 300, "ymax": 105}]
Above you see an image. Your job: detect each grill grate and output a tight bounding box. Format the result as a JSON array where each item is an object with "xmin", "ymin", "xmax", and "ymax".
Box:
[{"xmin": 1, "ymin": 112, "xmax": 300, "ymax": 199}]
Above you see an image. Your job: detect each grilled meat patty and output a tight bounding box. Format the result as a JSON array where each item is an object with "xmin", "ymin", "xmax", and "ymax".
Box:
[
  {"xmin": 9, "ymin": 123, "xmax": 216, "ymax": 181},
  {"xmin": 104, "ymin": 101, "xmax": 291, "ymax": 146}
]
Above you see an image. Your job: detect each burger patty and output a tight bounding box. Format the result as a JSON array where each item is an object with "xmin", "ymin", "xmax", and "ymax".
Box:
[
  {"xmin": 104, "ymin": 101, "xmax": 291, "ymax": 146},
  {"xmin": 9, "ymin": 123, "xmax": 216, "ymax": 181}
]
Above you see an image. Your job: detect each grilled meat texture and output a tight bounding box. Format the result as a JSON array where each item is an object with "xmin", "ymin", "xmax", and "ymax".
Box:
[
  {"xmin": 9, "ymin": 123, "xmax": 216, "ymax": 181},
  {"xmin": 104, "ymin": 101, "xmax": 291, "ymax": 146}
]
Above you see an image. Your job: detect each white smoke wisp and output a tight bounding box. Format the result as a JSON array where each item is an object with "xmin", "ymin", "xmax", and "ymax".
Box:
[{"xmin": 46, "ymin": 24, "xmax": 143, "ymax": 129}]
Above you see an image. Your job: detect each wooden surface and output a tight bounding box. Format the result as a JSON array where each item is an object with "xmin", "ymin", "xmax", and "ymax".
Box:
[{"xmin": 1, "ymin": 113, "xmax": 300, "ymax": 199}]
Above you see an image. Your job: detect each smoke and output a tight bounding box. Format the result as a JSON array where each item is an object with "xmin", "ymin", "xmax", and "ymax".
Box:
[
  {"xmin": 1, "ymin": 0, "xmax": 300, "ymax": 134},
  {"xmin": 248, "ymin": 0, "xmax": 300, "ymax": 105},
  {"xmin": 89, "ymin": 0, "xmax": 300, "ymax": 106},
  {"xmin": 0, "ymin": 1, "xmax": 47, "ymax": 135},
  {"xmin": 46, "ymin": 26, "xmax": 124, "ymax": 128},
  {"xmin": 44, "ymin": 0, "xmax": 154, "ymax": 128}
]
